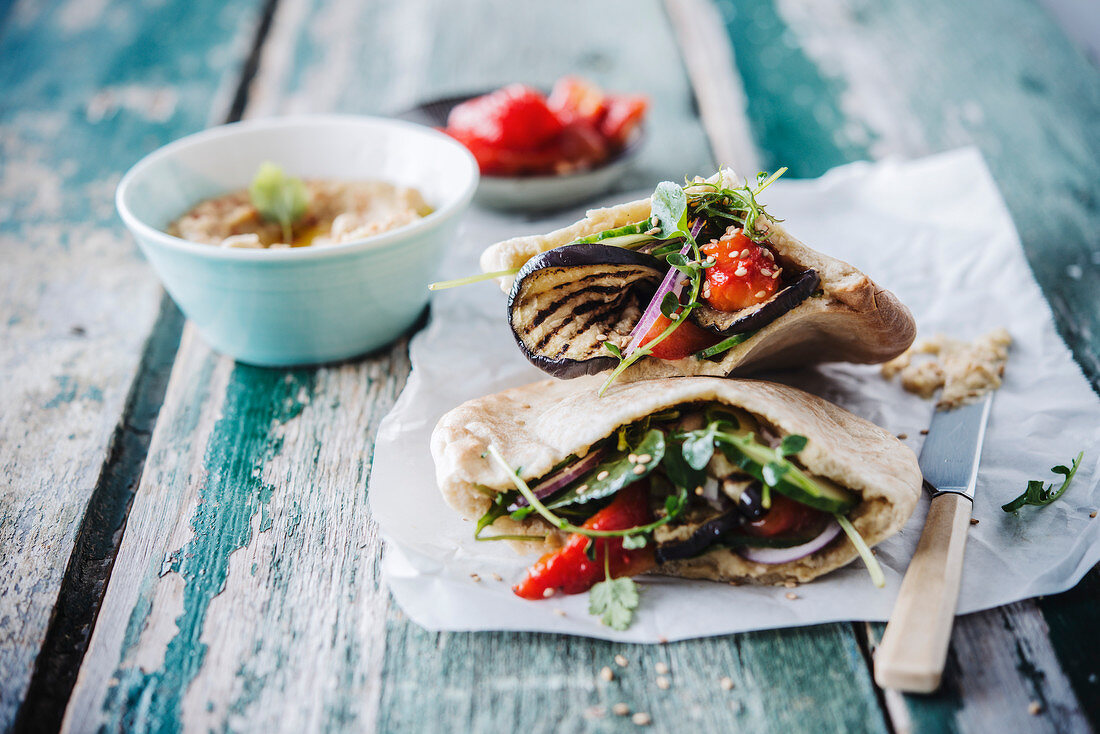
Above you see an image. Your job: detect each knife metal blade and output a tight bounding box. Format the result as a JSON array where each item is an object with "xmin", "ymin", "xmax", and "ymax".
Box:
[
  {"xmin": 874, "ymin": 391, "xmax": 994, "ymax": 693},
  {"xmin": 919, "ymin": 392, "xmax": 994, "ymax": 501}
]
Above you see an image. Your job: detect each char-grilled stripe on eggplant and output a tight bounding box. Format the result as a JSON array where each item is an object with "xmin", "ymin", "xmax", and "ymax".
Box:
[
  {"xmin": 507, "ymin": 241, "xmax": 822, "ymax": 378},
  {"xmin": 509, "ymin": 245, "xmax": 665, "ymax": 377}
]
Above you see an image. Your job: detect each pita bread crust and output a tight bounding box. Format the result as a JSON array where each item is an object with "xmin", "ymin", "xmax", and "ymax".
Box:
[
  {"xmin": 479, "ymin": 198, "xmax": 915, "ymax": 373},
  {"xmin": 431, "ymin": 375, "xmax": 921, "ymax": 584}
]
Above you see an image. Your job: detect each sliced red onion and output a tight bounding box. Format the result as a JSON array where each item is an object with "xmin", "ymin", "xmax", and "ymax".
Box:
[
  {"xmin": 622, "ymin": 219, "xmax": 705, "ymax": 357},
  {"xmin": 508, "ymin": 448, "xmax": 606, "ymax": 510},
  {"xmin": 737, "ymin": 520, "xmax": 842, "ymax": 564}
]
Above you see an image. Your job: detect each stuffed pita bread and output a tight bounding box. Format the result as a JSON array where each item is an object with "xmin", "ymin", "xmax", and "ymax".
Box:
[
  {"xmin": 479, "ymin": 171, "xmax": 915, "ymax": 387},
  {"xmin": 432, "ymin": 375, "xmax": 920, "ymax": 601}
]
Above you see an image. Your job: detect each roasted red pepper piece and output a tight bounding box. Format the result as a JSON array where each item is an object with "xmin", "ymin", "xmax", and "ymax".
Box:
[
  {"xmin": 639, "ymin": 313, "xmax": 719, "ymax": 360},
  {"xmin": 513, "ymin": 483, "xmax": 656, "ymax": 599},
  {"xmin": 700, "ymin": 228, "xmax": 780, "ymax": 312}
]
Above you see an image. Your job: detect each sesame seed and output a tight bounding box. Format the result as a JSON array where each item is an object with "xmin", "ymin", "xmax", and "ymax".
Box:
[
  {"xmin": 650, "ymin": 216, "xmax": 659, "ymax": 227},
  {"xmin": 655, "ymin": 662, "xmax": 669, "ymax": 675},
  {"xmin": 970, "ymin": 518, "xmax": 979, "ymax": 526},
  {"xmin": 656, "ymin": 676, "xmax": 670, "ymax": 690},
  {"xmin": 921, "ymin": 429, "xmax": 929, "ymax": 435},
  {"xmin": 543, "ymin": 588, "xmax": 555, "ymax": 598},
  {"xmin": 577, "ymin": 484, "xmax": 589, "ymax": 494},
  {"xmin": 739, "ymin": 249, "xmax": 750, "ymax": 258},
  {"xmin": 720, "ymin": 676, "xmax": 734, "ymax": 691},
  {"xmin": 600, "ymin": 666, "xmax": 614, "ymax": 682},
  {"xmin": 1028, "ymin": 701, "xmax": 1042, "ymax": 716},
  {"xmin": 470, "ymin": 573, "xmax": 481, "ymax": 582},
  {"xmin": 754, "ymin": 290, "xmax": 766, "ymax": 299},
  {"xmin": 615, "ymin": 654, "xmax": 629, "ymax": 668},
  {"xmin": 596, "ymin": 333, "xmax": 608, "ymax": 341},
  {"xmin": 694, "ymin": 486, "xmax": 704, "ymax": 496},
  {"xmin": 897, "ymin": 433, "xmax": 908, "ymax": 440},
  {"xmin": 597, "ymin": 470, "xmax": 610, "ymax": 481},
  {"xmin": 613, "ymin": 703, "xmax": 631, "ymax": 716},
  {"xmin": 553, "ymin": 608, "xmax": 566, "ymax": 617},
  {"xmin": 637, "ymin": 454, "xmax": 652, "ymax": 463},
  {"xmin": 632, "ymin": 712, "xmax": 652, "ymax": 726},
  {"xmin": 734, "ymin": 267, "xmax": 748, "ymax": 277},
  {"xmin": 491, "ymin": 572, "xmax": 503, "ymax": 582},
  {"xmin": 628, "ymin": 454, "xmax": 638, "ymax": 463},
  {"xmin": 771, "ymin": 271, "xmax": 780, "ymax": 279},
  {"xmin": 785, "ymin": 592, "xmax": 799, "ymax": 600},
  {"xmin": 633, "ymin": 465, "xmax": 646, "ymax": 475},
  {"xmin": 761, "ymin": 269, "xmax": 772, "ymax": 277}
]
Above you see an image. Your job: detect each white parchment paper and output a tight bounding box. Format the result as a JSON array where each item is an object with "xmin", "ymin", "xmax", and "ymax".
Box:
[{"xmin": 368, "ymin": 149, "xmax": 1100, "ymax": 642}]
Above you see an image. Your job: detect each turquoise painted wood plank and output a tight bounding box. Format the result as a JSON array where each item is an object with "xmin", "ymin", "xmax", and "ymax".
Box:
[
  {"xmin": 715, "ymin": 0, "xmax": 1099, "ymax": 730},
  {"xmin": 0, "ymin": 0, "xmax": 262, "ymax": 729},
  {"xmin": 68, "ymin": 0, "xmax": 892, "ymax": 731}
]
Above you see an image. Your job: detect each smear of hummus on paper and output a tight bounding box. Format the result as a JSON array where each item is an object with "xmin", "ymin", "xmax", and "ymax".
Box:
[{"xmin": 881, "ymin": 328, "xmax": 1011, "ymax": 409}]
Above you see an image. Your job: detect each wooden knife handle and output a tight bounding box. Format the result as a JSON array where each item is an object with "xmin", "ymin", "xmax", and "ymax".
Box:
[{"xmin": 874, "ymin": 492, "xmax": 973, "ymax": 693}]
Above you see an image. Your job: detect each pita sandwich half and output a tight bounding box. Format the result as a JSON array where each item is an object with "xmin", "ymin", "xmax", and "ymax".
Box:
[
  {"xmin": 432, "ymin": 375, "xmax": 921, "ymax": 591},
  {"xmin": 479, "ymin": 171, "xmax": 915, "ymax": 384}
]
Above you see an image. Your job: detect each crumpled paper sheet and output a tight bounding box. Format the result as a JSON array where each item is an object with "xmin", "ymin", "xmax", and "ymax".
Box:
[{"xmin": 369, "ymin": 149, "xmax": 1100, "ymax": 642}]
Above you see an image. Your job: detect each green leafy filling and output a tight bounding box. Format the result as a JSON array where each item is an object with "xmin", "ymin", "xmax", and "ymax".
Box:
[{"xmin": 1001, "ymin": 451, "xmax": 1084, "ymax": 512}]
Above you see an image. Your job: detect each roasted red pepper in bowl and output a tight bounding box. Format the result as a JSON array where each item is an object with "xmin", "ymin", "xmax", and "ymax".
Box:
[{"xmin": 442, "ymin": 76, "xmax": 647, "ymax": 177}]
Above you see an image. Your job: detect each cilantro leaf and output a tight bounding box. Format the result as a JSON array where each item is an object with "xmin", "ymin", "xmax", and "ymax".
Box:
[
  {"xmin": 248, "ymin": 162, "xmax": 309, "ymax": 243},
  {"xmin": 589, "ymin": 576, "xmax": 640, "ymax": 630},
  {"xmin": 1001, "ymin": 451, "xmax": 1084, "ymax": 512}
]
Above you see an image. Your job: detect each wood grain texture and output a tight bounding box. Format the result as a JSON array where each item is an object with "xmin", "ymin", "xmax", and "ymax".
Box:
[
  {"xmin": 713, "ymin": 0, "xmax": 1098, "ymax": 729},
  {"xmin": 0, "ymin": 0, "xmax": 260, "ymax": 728},
  {"xmin": 64, "ymin": 1, "xmax": 895, "ymax": 732}
]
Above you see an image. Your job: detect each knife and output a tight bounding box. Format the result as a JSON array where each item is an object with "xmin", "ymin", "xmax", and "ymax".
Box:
[{"xmin": 873, "ymin": 392, "xmax": 994, "ymax": 693}]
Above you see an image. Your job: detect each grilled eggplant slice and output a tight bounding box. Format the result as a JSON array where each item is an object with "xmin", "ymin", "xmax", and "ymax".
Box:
[
  {"xmin": 507, "ymin": 244, "xmax": 665, "ymax": 378},
  {"xmin": 690, "ymin": 268, "xmax": 821, "ymax": 337}
]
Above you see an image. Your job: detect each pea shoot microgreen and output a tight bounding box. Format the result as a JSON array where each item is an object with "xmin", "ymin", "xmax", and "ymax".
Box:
[
  {"xmin": 429, "ymin": 267, "xmax": 522, "ymax": 291},
  {"xmin": 1001, "ymin": 451, "xmax": 1085, "ymax": 512},
  {"xmin": 248, "ymin": 162, "xmax": 309, "ymax": 244}
]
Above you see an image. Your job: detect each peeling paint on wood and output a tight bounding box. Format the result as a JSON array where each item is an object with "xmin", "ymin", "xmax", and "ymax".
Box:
[{"xmin": 0, "ymin": 0, "xmax": 261, "ymax": 728}]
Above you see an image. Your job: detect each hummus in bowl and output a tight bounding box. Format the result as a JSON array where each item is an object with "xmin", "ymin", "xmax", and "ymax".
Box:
[
  {"xmin": 170, "ymin": 178, "xmax": 433, "ymax": 250},
  {"xmin": 117, "ymin": 115, "xmax": 478, "ymax": 366}
]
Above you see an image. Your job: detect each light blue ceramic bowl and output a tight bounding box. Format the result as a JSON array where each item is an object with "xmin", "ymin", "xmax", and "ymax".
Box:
[{"xmin": 117, "ymin": 115, "xmax": 478, "ymax": 366}]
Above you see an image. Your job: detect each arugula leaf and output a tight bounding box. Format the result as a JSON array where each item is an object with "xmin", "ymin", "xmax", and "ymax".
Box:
[
  {"xmin": 589, "ymin": 576, "xmax": 640, "ymax": 630},
  {"xmin": 248, "ymin": 162, "xmax": 309, "ymax": 244},
  {"xmin": 662, "ymin": 438, "xmax": 706, "ymax": 491},
  {"xmin": 1001, "ymin": 451, "xmax": 1084, "ymax": 512},
  {"xmin": 474, "ymin": 492, "xmax": 545, "ymax": 542},
  {"xmin": 779, "ymin": 435, "xmax": 808, "ymax": 457},
  {"xmin": 546, "ymin": 430, "xmax": 665, "ymax": 509}
]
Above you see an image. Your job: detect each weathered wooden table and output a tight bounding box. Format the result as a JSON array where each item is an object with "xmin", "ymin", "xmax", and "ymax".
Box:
[{"xmin": 3, "ymin": 0, "xmax": 1098, "ymax": 731}]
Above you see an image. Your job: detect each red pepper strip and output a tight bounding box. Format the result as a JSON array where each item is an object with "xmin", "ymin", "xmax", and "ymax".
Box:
[{"xmin": 513, "ymin": 483, "xmax": 656, "ymax": 600}]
